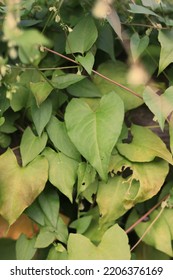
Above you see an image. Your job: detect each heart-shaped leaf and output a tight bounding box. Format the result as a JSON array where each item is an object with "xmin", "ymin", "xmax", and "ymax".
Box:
[
  {"xmin": 0, "ymin": 149, "xmax": 48, "ymax": 225},
  {"xmin": 20, "ymin": 127, "xmax": 48, "ymax": 166},
  {"xmin": 66, "ymin": 16, "xmax": 98, "ymax": 54},
  {"xmin": 117, "ymin": 125, "xmax": 173, "ymax": 164},
  {"xmin": 130, "ymin": 33, "xmax": 149, "ymax": 61},
  {"xmin": 68, "ymin": 224, "xmax": 130, "ymax": 260},
  {"xmin": 43, "ymin": 148, "xmax": 78, "ymax": 202},
  {"xmin": 30, "ymin": 81, "xmax": 53, "ymax": 106},
  {"xmin": 143, "ymin": 86, "xmax": 173, "ymax": 130},
  {"xmin": 65, "ymin": 92, "xmax": 124, "ymax": 181},
  {"xmin": 77, "ymin": 52, "xmax": 94, "ymax": 75}
]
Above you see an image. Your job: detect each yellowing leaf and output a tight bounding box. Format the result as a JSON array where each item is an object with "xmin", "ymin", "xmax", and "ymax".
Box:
[
  {"xmin": 117, "ymin": 125, "xmax": 173, "ymax": 164},
  {"xmin": 30, "ymin": 81, "xmax": 53, "ymax": 106},
  {"xmin": 127, "ymin": 208, "xmax": 173, "ymax": 257},
  {"xmin": 0, "ymin": 149, "xmax": 48, "ymax": 225},
  {"xmin": 68, "ymin": 224, "xmax": 130, "ymax": 260}
]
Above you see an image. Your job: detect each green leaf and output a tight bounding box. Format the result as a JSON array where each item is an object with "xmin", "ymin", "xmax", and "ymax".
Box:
[
  {"xmin": 20, "ymin": 127, "xmax": 48, "ymax": 166},
  {"xmin": 97, "ymin": 24, "xmax": 115, "ymax": 61},
  {"xmin": 10, "ymin": 85, "xmax": 29, "ymax": 112},
  {"xmin": 67, "ymin": 78, "xmax": 102, "ymax": 98},
  {"xmin": 35, "ymin": 227, "xmax": 56, "ymax": 248},
  {"xmin": 117, "ymin": 125, "xmax": 173, "ymax": 164},
  {"xmin": 0, "ymin": 239, "xmax": 16, "ymax": 260},
  {"xmin": 46, "ymin": 116, "xmax": 80, "ymax": 161},
  {"xmin": 129, "ymin": 4, "xmax": 161, "ymax": 17},
  {"xmin": 0, "ymin": 132, "xmax": 11, "ymax": 148},
  {"xmin": 97, "ymin": 176, "xmax": 131, "ymax": 226},
  {"xmin": 93, "ymin": 61, "xmax": 144, "ymax": 111},
  {"xmin": 43, "ymin": 148, "xmax": 78, "ymax": 202},
  {"xmin": 70, "ymin": 216, "xmax": 92, "ymax": 234},
  {"xmin": 66, "ymin": 16, "xmax": 98, "ymax": 54},
  {"xmin": 52, "ymin": 73, "xmax": 85, "ymax": 89},
  {"xmin": 0, "ymin": 149, "xmax": 48, "ymax": 225},
  {"xmin": 143, "ymin": 86, "xmax": 173, "ymax": 130},
  {"xmin": 65, "ymin": 92, "xmax": 124, "ymax": 181},
  {"xmin": 47, "ymin": 244, "xmax": 68, "ymax": 260},
  {"xmin": 68, "ymin": 224, "xmax": 131, "ymax": 260},
  {"xmin": 158, "ymin": 29, "xmax": 173, "ymax": 74},
  {"xmin": 16, "ymin": 234, "xmax": 37, "ymax": 260},
  {"xmin": 77, "ymin": 52, "xmax": 94, "ymax": 75},
  {"xmin": 30, "ymin": 81, "xmax": 53, "ymax": 106},
  {"xmin": 130, "ymin": 33, "xmax": 149, "ymax": 62},
  {"xmin": 77, "ymin": 162, "xmax": 96, "ymax": 198},
  {"xmin": 38, "ymin": 189, "xmax": 60, "ymax": 228},
  {"xmin": 25, "ymin": 200, "xmax": 45, "ymax": 226},
  {"xmin": 31, "ymin": 98, "xmax": 52, "ymax": 136}
]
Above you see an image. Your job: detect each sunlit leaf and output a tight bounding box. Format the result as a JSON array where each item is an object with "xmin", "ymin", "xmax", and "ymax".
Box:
[
  {"xmin": 68, "ymin": 224, "xmax": 131, "ymax": 260},
  {"xmin": 97, "ymin": 176, "xmax": 131, "ymax": 226},
  {"xmin": 77, "ymin": 162, "xmax": 96, "ymax": 198},
  {"xmin": 117, "ymin": 125, "xmax": 173, "ymax": 164},
  {"xmin": 109, "ymin": 152, "xmax": 169, "ymax": 207},
  {"xmin": 65, "ymin": 92, "xmax": 124, "ymax": 181},
  {"xmin": 127, "ymin": 208, "xmax": 173, "ymax": 256},
  {"xmin": 0, "ymin": 149, "xmax": 48, "ymax": 225}
]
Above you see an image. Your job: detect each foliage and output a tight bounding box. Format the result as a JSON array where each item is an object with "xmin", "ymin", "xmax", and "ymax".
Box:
[{"xmin": 0, "ymin": 0, "xmax": 173, "ymax": 260}]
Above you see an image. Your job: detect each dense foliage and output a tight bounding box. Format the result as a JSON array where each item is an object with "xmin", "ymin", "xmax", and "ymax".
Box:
[{"xmin": 0, "ymin": 0, "xmax": 173, "ymax": 260}]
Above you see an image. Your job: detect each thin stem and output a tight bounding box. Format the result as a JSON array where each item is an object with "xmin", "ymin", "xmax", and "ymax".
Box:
[
  {"xmin": 130, "ymin": 205, "xmax": 165, "ymax": 252},
  {"xmin": 11, "ymin": 65, "xmax": 78, "ymax": 71},
  {"xmin": 125, "ymin": 194, "xmax": 169, "ymax": 234},
  {"xmin": 92, "ymin": 69, "xmax": 142, "ymax": 99},
  {"xmin": 43, "ymin": 47, "xmax": 143, "ymax": 99}
]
